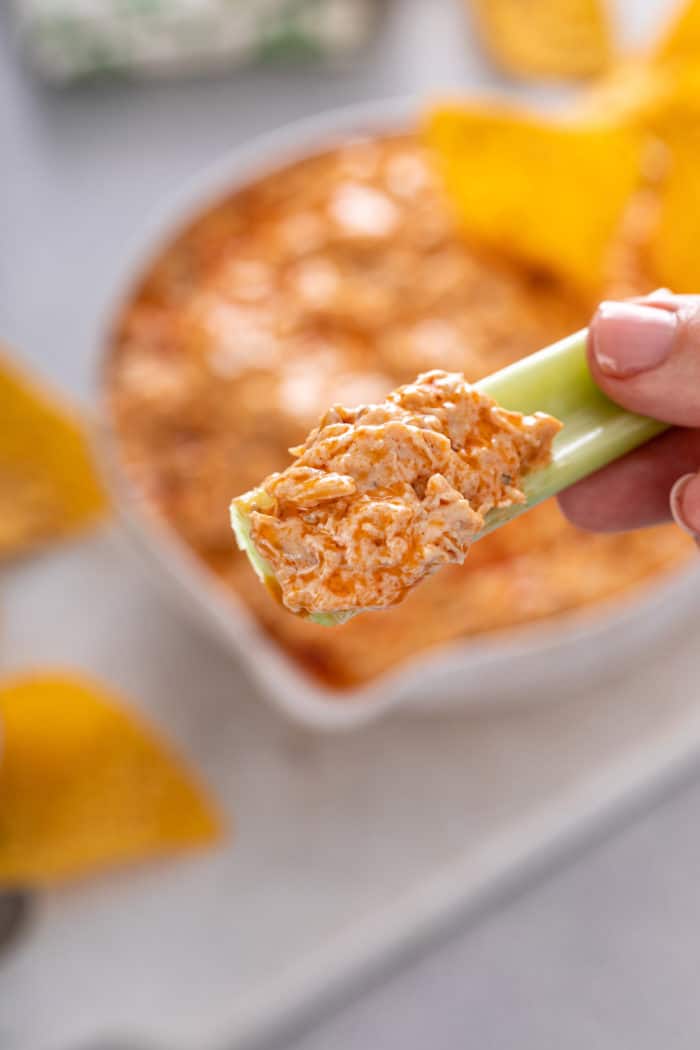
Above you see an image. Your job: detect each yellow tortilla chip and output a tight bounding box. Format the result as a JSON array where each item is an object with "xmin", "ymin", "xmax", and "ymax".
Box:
[
  {"xmin": 582, "ymin": 62, "xmax": 700, "ymax": 292},
  {"xmin": 0, "ymin": 350, "xmax": 107, "ymax": 558},
  {"xmin": 575, "ymin": 60, "xmax": 670, "ymax": 127},
  {"xmin": 648, "ymin": 122, "xmax": 700, "ymax": 293},
  {"xmin": 649, "ymin": 63, "xmax": 700, "ymax": 136},
  {"xmin": 655, "ymin": 0, "xmax": 700, "ymax": 64},
  {"xmin": 578, "ymin": 52, "xmax": 700, "ymax": 137},
  {"xmin": 634, "ymin": 58, "xmax": 700, "ymax": 290},
  {"xmin": 0, "ymin": 673, "xmax": 221, "ymax": 883},
  {"xmin": 424, "ymin": 104, "xmax": 645, "ymax": 296},
  {"xmin": 468, "ymin": 0, "xmax": 611, "ymax": 80}
]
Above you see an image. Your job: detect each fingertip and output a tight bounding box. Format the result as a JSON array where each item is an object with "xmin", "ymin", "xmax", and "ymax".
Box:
[
  {"xmin": 589, "ymin": 300, "xmax": 677, "ymax": 379},
  {"xmin": 670, "ymin": 472, "xmax": 700, "ymax": 543}
]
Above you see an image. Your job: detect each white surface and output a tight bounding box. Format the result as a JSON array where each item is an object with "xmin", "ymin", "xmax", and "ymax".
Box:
[
  {"xmin": 2, "ymin": 529, "xmax": 700, "ymax": 1050},
  {"xmin": 4, "ymin": 2, "xmax": 700, "ymax": 1049}
]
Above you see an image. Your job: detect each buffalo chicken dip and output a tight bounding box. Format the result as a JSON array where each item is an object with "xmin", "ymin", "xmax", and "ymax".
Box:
[
  {"xmin": 106, "ymin": 135, "xmax": 691, "ymax": 688},
  {"xmin": 235, "ymin": 370, "xmax": 561, "ymax": 617}
]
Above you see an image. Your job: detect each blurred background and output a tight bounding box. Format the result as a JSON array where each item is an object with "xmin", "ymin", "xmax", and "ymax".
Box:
[{"xmin": 3, "ymin": 2, "xmax": 700, "ymax": 1049}]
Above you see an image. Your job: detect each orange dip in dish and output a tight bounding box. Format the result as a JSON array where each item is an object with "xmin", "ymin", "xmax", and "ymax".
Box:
[
  {"xmin": 240, "ymin": 370, "xmax": 561, "ymax": 617},
  {"xmin": 106, "ymin": 135, "xmax": 692, "ymax": 689}
]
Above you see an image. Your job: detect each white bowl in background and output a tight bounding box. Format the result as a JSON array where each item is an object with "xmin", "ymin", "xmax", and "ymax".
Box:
[{"xmin": 94, "ymin": 98, "xmax": 700, "ymax": 730}]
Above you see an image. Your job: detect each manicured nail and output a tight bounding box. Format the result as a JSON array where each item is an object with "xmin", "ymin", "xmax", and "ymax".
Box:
[
  {"xmin": 591, "ymin": 301, "xmax": 677, "ymax": 377},
  {"xmin": 670, "ymin": 473, "xmax": 700, "ymax": 542}
]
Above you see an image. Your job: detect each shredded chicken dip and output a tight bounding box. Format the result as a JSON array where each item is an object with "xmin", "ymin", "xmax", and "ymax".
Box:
[
  {"xmin": 243, "ymin": 371, "xmax": 561, "ymax": 615},
  {"xmin": 106, "ymin": 135, "xmax": 693, "ymax": 689}
]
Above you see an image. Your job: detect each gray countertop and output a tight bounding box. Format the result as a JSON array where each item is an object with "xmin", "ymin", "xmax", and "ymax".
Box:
[{"xmin": 3, "ymin": 2, "xmax": 700, "ymax": 1048}]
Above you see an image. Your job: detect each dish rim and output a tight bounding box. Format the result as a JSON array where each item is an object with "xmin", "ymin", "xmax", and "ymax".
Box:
[{"xmin": 94, "ymin": 95, "xmax": 700, "ymax": 730}]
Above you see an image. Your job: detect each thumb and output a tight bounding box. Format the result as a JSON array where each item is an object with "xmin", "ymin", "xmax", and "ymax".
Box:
[{"xmin": 587, "ymin": 293, "xmax": 700, "ymax": 427}]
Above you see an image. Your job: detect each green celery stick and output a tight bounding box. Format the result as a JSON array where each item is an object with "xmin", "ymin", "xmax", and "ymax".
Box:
[
  {"xmin": 230, "ymin": 492, "xmax": 355, "ymax": 628},
  {"xmin": 230, "ymin": 328, "xmax": 667, "ymax": 625},
  {"xmin": 474, "ymin": 328, "xmax": 667, "ymax": 537}
]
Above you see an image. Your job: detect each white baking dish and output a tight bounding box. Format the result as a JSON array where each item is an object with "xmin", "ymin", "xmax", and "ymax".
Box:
[{"xmin": 95, "ymin": 98, "xmax": 700, "ymax": 731}]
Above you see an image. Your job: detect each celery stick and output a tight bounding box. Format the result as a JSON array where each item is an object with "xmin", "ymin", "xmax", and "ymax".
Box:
[
  {"xmin": 475, "ymin": 329, "xmax": 667, "ymax": 537},
  {"xmin": 230, "ymin": 499, "xmax": 354, "ymax": 627},
  {"xmin": 231, "ymin": 328, "xmax": 667, "ymax": 625}
]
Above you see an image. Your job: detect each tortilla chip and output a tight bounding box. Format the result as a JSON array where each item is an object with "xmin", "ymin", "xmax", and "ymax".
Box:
[
  {"xmin": 584, "ymin": 62, "xmax": 700, "ymax": 292},
  {"xmin": 0, "ymin": 350, "xmax": 107, "ymax": 559},
  {"xmin": 647, "ymin": 122, "xmax": 700, "ymax": 293},
  {"xmin": 468, "ymin": 0, "xmax": 611, "ymax": 80},
  {"xmin": 575, "ymin": 59, "xmax": 669, "ymax": 127},
  {"xmin": 637, "ymin": 56, "xmax": 700, "ymax": 290},
  {"xmin": 424, "ymin": 104, "xmax": 645, "ymax": 295},
  {"xmin": 655, "ymin": 0, "xmax": 700, "ymax": 64},
  {"xmin": 580, "ymin": 0, "xmax": 700, "ymax": 123},
  {"xmin": 0, "ymin": 673, "xmax": 221, "ymax": 883}
]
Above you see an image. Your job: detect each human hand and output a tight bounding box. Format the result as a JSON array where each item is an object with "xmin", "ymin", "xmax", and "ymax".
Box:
[{"xmin": 558, "ymin": 291, "xmax": 700, "ymax": 543}]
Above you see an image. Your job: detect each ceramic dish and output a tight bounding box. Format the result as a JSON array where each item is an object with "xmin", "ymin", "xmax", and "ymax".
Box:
[{"xmin": 95, "ymin": 98, "xmax": 700, "ymax": 730}]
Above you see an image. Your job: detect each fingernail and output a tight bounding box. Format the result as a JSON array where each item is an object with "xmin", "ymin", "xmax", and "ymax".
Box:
[
  {"xmin": 670, "ymin": 473, "xmax": 700, "ymax": 541},
  {"xmin": 591, "ymin": 301, "xmax": 677, "ymax": 378}
]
